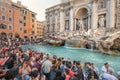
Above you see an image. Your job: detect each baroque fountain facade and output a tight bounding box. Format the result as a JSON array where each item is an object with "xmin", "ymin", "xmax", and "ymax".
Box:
[{"xmin": 44, "ymin": 0, "xmax": 120, "ymax": 55}]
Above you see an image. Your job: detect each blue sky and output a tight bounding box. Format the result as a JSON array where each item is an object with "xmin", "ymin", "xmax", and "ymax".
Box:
[{"xmin": 12, "ymin": 0, "xmax": 60, "ymax": 21}]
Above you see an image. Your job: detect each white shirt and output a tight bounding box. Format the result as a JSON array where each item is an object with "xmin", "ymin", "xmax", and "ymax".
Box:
[
  {"xmin": 101, "ymin": 66, "xmax": 114, "ymax": 73},
  {"xmin": 117, "ymin": 71, "xmax": 120, "ymax": 75},
  {"xmin": 42, "ymin": 60, "xmax": 52, "ymax": 73},
  {"xmin": 100, "ymin": 73, "xmax": 118, "ymax": 80},
  {"xmin": 93, "ymin": 66, "xmax": 99, "ymax": 75}
]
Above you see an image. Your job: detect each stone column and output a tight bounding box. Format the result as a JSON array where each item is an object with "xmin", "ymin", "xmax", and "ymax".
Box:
[
  {"xmin": 88, "ymin": 14, "xmax": 91, "ymax": 29},
  {"xmin": 50, "ymin": 17, "xmax": 52, "ymax": 33},
  {"xmin": 60, "ymin": 9, "xmax": 65, "ymax": 32},
  {"xmin": 70, "ymin": 7, "xmax": 74, "ymax": 31},
  {"xmin": 74, "ymin": 18, "xmax": 76, "ymax": 31},
  {"xmin": 55, "ymin": 15, "xmax": 57, "ymax": 33},
  {"xmin": 91, "ymin": 0, "xmax": 98, "ymax": 30},
  {"xmin": 107, "ymin": 0, "xmax": 115, "ymax": 30},
  {"xmin": 75, "ymin": 18, "xmax": 78, "ymax": 31}
]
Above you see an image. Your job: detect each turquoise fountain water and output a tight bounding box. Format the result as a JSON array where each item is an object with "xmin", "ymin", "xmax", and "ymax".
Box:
[{"xmin": 22, "ymin": 44, "xmax": 120, "ymax": 74}]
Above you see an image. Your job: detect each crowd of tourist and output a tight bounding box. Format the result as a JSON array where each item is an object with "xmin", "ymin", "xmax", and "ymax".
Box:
[{"xmin": 0, "ymin": 37, "xmax": 120, "ymax": 80}]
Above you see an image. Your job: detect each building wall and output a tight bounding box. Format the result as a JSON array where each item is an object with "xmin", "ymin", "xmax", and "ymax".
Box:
[
  {"xmin": 22, "ymin": 8, "xmax": 37, "ymax": 39},
  {"xmin": 22, "ymin": 9, "xmax": 30, "ymax": 38},
  {"xmin": 45, "ymin": 0, "xmax": 117, "ymax": 35},
  {"xmin": 0, "ymin": 0, "xmax": 37, "ymax": 39},
  {"xmin": 29, "ymin": 11, "xmax": 36, "ymax": 38},
  {"xmin": 45, "ymin": 4, "xmax": 61, "ymax": 33},
  {"xmin": 12, "ymin": 4, "xmax": 23, "ymax": 38},
  {"xmin": 45, "ymin": 0, "xmax": 75, "ymax": 33},
  {"xmin": 35, "ymin": 21, "xmax": 44, "ymax": 38},
  {"xmin": 0, "ymin": 0, "xmax": 14, "ymax": 38}
]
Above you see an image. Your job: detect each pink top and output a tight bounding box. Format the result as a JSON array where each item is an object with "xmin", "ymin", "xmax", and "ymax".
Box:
[
  {"xmin": 69, "ymin": 70, "xmax": 74, "ymax": 77},
  {"xmin": 65, "ymin": 75, "xmax": 70, "ymax": 80}
]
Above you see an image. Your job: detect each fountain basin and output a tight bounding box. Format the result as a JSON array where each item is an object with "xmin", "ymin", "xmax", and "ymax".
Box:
[{"xmin": 22, "ymin": 44, "xmax": 120, "ymax": 74}]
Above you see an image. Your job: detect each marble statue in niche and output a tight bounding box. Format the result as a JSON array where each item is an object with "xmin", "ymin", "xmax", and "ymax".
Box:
[
  {"xmin": 98, "ymin": 15, "xmax": 106, "ymax": 28},
  {"xmin": 65, "ymin": 21, "xmax": 69, "ymax": 30},
  {"xmin": 78, "ymin": 18, "xmax": 84, "ymax": 31}
]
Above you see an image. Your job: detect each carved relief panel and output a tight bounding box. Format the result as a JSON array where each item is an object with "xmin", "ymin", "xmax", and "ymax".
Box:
[{"xmin": 98, "ymin": 0, "xmax": 107, "ymax": 10}]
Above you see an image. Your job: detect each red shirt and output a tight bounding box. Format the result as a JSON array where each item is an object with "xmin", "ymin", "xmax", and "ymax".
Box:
[
  {"xmin": 69, "ymin": 69, "xmax": 74, "ymax": 77},
  {"xmin": 3, "ymin": 47, "xmax": 7, "ymax": 51},
  {"xmin": 65, "ymin": 75, "xmax": 70, "ymax": 80}
]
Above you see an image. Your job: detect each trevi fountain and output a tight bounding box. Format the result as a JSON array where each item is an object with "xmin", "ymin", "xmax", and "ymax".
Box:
[
  {"xmin": 22, "ymin": 0, "xmax": 120, "ymax": 73},
  {"xmin": 44, "ymin": 0, "xmax": 120, "ymax": 55}
]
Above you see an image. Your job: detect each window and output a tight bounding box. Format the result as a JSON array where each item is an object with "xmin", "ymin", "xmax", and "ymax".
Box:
[
  {"xmin": 24, "ymin": 16, "xmax": 26, "ymax": 20},
  {"xmin": 0, "ymin": 23, "xmax": 6, "ymax": 29},
  {"xmin": 32, "ymin": 14, "xmax": 35, "ymax": 18},
  {"xmin": 23, "ymin": 11, "xmax": 24, "ymax": 14},
  {"xmin": 37, "ymin": 31, "xmax": 39, "ymax": 33},
  {"xmin": 24, "ymin": 30, "xmax": 27, "ymax": 33},
  {"xmin": 9, "ymin": 17, "xmax": 12, "ymax": 21},
  {"xmin": 19, "ymin": 20, "xmax": 22, "ymax": 23},
  {"xmin": 32, "ymin": 31, "xmax": 35, "ymax": 34},
  {"xmin": 23, "ymin": 11, "xmax": 27, "ymax": 15},
  {"xmin": 25, "ymin": 11, "xmax": 27, "ymax": 15},
  {"xmin": 9, "ymin": 10, "xmax": 12, "ymax": 14},
  {"xmin": 32, "ymin": 19, "xmax": 34, "ymax": 22},
  {"xmin": 32, "ymin": 25, "xmax": 34, "ymax": 28},
  {"xmin": 37, "ymin": 27, "xmax": 39, "ymax": 29},
  {"xmin": 2, "ymin": 7, "xmax": 5, "ymax": 11},
  {"xmin": 19, "ymin": 27, "xmax": 22, "ymax": 31},
  {"xmin": 24, "ymin": 23, "xmax": 26, "ymax": 26},
  {"xmin": 8, "ymin": 25, "xmax": 12, "ymax": 30},
  {"xmin": 2, "ymin": 15, "xmax": 6, "ymax": 20},
  {"xmin": 24, "ymin": 36, "xmax": 28, "ymax": 38}
]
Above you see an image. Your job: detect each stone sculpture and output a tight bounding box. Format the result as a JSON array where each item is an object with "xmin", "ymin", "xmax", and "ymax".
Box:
[
  {"xmin": 98, "ymin": 15, "xmax": 105, "ymax": 28},
  {"xmin": 78, "ymin": 18, "xmax": 84, "ymax": 31}
]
